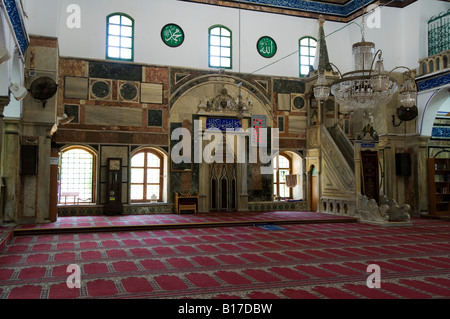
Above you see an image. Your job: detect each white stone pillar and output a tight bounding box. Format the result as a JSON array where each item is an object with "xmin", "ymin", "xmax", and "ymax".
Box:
[{"xmin": 2, "ymin": 119, "xmax": 21, "ymax": 223}]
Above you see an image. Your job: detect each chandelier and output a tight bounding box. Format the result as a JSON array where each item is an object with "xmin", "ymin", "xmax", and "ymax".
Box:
[
  {"xmin": 329, "ymin": 43, "xmax": 398, "ymax": 109},
  {"xmin": 313, "ymin": 5, "xmax": 417, "ymax": 111}
]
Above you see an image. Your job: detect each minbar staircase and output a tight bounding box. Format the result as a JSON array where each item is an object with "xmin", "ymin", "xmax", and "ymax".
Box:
[
  {"xmin": 319, "ymin": 125, "xmax": 356, "ymax": 215},
  {"xmin": 327, "ymin": 125, "xmax": 355, "ymax": 172}
]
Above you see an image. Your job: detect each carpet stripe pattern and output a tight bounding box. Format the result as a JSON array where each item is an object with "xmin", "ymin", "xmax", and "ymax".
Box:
[{"xmin": 1, "ymin": 218, "xmax": 449, "ymax": 299}]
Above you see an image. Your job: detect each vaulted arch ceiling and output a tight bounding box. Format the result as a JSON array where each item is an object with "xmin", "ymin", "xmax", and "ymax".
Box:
[{"xmin": 180, "ymin": 0, "xmax": 418, "ymax": 22}]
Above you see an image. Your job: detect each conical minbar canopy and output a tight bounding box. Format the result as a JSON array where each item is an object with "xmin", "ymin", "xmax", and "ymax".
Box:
[{"xmin": 313, "ymin": 15, "xmax": 332, "ymax": 73}]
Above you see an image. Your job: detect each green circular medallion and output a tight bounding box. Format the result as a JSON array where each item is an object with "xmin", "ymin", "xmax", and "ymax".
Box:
[
  {"xmin": 257, "ymin": 36, "xmax": 277, "ymax": 58},
  {"xmin": 161, "ymin": 24, "xmax": 185, "ymax": 47}
]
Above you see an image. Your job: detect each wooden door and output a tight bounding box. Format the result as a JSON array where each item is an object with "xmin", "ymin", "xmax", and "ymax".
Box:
[{"xmin": 361, "ymin": 150, "xmax": 380, "ymax": 203}]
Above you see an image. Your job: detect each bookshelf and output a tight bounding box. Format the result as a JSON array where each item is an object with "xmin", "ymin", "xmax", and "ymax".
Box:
[{"xmin": 428, "ymin": 158, "xmax": 450, "ymax": 215}]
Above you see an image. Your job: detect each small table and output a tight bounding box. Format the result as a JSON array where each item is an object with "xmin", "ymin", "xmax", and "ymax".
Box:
[{"xmin": 60, "ymin": 192, "xmax": 79, "ymax": 205}]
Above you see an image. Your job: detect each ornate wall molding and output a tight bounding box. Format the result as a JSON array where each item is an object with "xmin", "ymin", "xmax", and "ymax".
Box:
[
  {"xmin": 179, "ymin": 0, "xmax": 384, "ymax": 21},
  {"xmin": 1, "ymin": 0, "xmax": 29, "ymax": 59}
]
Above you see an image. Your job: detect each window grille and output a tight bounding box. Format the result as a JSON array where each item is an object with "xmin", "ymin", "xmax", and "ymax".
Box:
[{"xmin": 428, "ymin": 9, "xmax": 450, "ymax": 56}]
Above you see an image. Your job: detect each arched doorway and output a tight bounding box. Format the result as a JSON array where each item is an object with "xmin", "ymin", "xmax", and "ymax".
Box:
[
  {"xmin": 210, "ymin": 163, "xmax": 237, "ymax": 211},
  {"xmin": 419, "ymin": 86, "xmax": 450, "ymax": 137}
]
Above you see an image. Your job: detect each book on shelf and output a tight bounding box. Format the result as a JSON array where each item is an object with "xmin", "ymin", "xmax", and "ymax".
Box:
[{"xmin": 435, "ymin": 162, "xmax": 449, "ymax": 170}]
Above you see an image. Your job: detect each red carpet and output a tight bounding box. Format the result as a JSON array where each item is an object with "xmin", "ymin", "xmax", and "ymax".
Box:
[{"xmin": 0, "ymin": 217, "xmax": 449, "ymax": 299}]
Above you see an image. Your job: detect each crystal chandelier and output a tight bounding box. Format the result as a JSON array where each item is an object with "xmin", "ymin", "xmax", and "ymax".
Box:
[
  {"xmin": 398, "ymin": 71, "xmax": 418, "ymax": 108},
  {"xmin": 329, "ymin": 42, "xmax": 398, "ymax": 110},
  {"xmin": 313, "ymin": 4, "xmax": 417, "ymax": 111},
  {"xmin": 313, "ymin": 72, "xmax": 331, "ymax": 101}
]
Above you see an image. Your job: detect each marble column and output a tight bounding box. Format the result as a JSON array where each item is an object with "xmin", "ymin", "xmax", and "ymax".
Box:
[
  {"xmin": 410, "ymin": 136, "xmax": 430, "ymax": 216},
  {"xmin": 2, "ymin": 119, "xmax": 21, "ymax": 223},
  {"xmin": 354, "ymin": 142, "xmax": 362, "ymax": 211},
  {"xmin": 304, "ymin": 171, "xmax": 311, "ymax": 211},
  {"xmin": 0, "ymin": 96, "xmax": 10, "ymax": 223},
  {"xmin": 198, "ymin": 161, "xmax": 209, "ymax": 213},
  {"xmin": 237, "ymin": 162, "xmax": 248, "ymax": 212},
  {"xmin": 380, "ymin": 139, "xmax": 396, "ymax": 201},
  {"xmin": 0, "ymin": 96, "xmax": 9, "ymax": 167}
]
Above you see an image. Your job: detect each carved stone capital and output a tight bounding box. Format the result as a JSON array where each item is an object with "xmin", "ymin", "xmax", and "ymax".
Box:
[{"xmin": 0, "ymin": 96, "xmax": 10, "ymax": 116}]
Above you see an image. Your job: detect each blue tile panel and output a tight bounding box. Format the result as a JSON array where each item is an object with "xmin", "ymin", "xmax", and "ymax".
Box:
[
  {"xmin": 417, "ymin": 72, "xmax": 450, "ymax": 91},
  {"xmin": 1, "ymin": 0, "xmax": 29, "ymax": 56},
  {"xmin": 237, "ymin": 0, "xmax": 377, "ymax": 17},
  {"xmin": 432, "ymin": 126, "xmax": 450, "ymax": 139}
]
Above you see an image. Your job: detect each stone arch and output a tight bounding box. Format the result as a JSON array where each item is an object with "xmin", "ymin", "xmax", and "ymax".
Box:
[
  {"xmin": 169, "ymin": 74, "xmax": 273, "ymax": 124},
  {"xmin": 273, "ymin": 150, "xmax": 304, "ymax": 200},
  {"xmin": 419, "ymin": 86, "xmax": 450, "ymax": 137}
]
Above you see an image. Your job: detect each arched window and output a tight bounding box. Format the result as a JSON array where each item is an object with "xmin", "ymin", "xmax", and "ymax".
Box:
[
  {"xmin": 106, "ymin": 13, "xmax": 134, "ymax": 61},
  {"xmin": 299, "ymin": 36, "xmax": 317, "ymax": 77},
  {"xmin": 273, "ymin": 153, "xmax": 292, "ymax": 199},
  {"xmin": 59, "ymin": 147, "xmax": 96, "ymax": 205},
  {"xmin": 209, "ymin": 25, "xmax": 232, "ymax": 69},
  {"xmin": 422, "ymin": 62, "xmax": 427, "ymax": 75},
  {"xmin": 130, "ymin": 149, "xmax": 164, "ymax": 202}
]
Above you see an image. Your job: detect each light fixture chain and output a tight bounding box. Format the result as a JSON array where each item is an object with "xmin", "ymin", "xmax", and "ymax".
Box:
[{"xmin": 361, "ymin": 0, "xmax": 366, "ymax": 41}]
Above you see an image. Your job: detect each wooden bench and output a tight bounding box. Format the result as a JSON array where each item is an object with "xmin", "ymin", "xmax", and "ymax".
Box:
[{"xmin": 175, "ymin": 192, "xmax": 199, "ymax": 214}]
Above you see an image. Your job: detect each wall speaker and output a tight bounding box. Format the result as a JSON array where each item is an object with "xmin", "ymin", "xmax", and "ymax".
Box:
[
  {"xmin": 10, "ymin": 83, "xmax": 28, "ymax": 101},
  {"xmin": 21, "ymin": 145, "xmax": 38, "ymax": 175},
  {"xmin": 395, "ymin": 153, "xmax": 411, "ymax": 176}
]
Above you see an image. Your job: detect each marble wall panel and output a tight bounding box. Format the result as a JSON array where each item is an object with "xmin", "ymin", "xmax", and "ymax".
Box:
[
  {"xmin": 288, "ymin": 116, "xmax": 307, "ymax": 134},
  {"xmin": 144, "ymin": 66, "xmax": 169, "ymax": 84},
  {"xmin": 141, "ymin": 83, "xmax": 163, "ymax": 104},
  {"xmin": 273, "ymin": 79, "xmax": 305, "ymax": 94},
  {"xmin": 64, "ymin": 77, "xmax": 89, "ymax": 99},
  {"xmin": 101, "ymin": 146, "xmax": 129, "ymax": 167},
  {"xmin": 148, "ymin": 109, "xmax": 163, "ymax": 127},
  {"xmin": 89, "ymin": 61, "xmax": 142, "ymax": 82},
  {"xmin": 59, "ymin": 59, "xmax": 88, "ymax": 77},
  {"xmin": 84, "ymin": 105, "xmax": 142, "ymax": 127},
  {"xmin": 277, "ymin": 93, "xmax": 291, "ymax": 111}
]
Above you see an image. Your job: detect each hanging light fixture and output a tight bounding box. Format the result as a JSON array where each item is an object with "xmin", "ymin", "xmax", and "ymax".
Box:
[
  {"xmin": 398, "ymin": 70, "xmax": 418, "ymax": 108},
  {"xmin": 313, "ymin": 71, "xmax": 331, "ymax": 101},
  {"xmin": 327, "ymin": 5, "xmax": 398, "ymax": 110},
  {"xmin": 329, "ymin": 46, "xmax": 398, "ymax": 110},
  {"xmin": 313, "ymin": 1, "xmax": 416, "ymax": 111}
]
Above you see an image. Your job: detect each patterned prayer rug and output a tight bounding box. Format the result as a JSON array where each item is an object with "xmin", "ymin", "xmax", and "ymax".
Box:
[{"xmin": 1, "ymin": 218, "xmax": 449, "ymax": 299}]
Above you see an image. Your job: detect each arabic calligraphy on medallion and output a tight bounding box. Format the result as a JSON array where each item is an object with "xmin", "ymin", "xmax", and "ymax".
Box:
[
  {"xmin": 257, "ymin": 36, "xmax": 277, "ymax": 58},
  {"xmin": 161, "ymin": 24, "xmax": 185, "ymax": 47}
]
